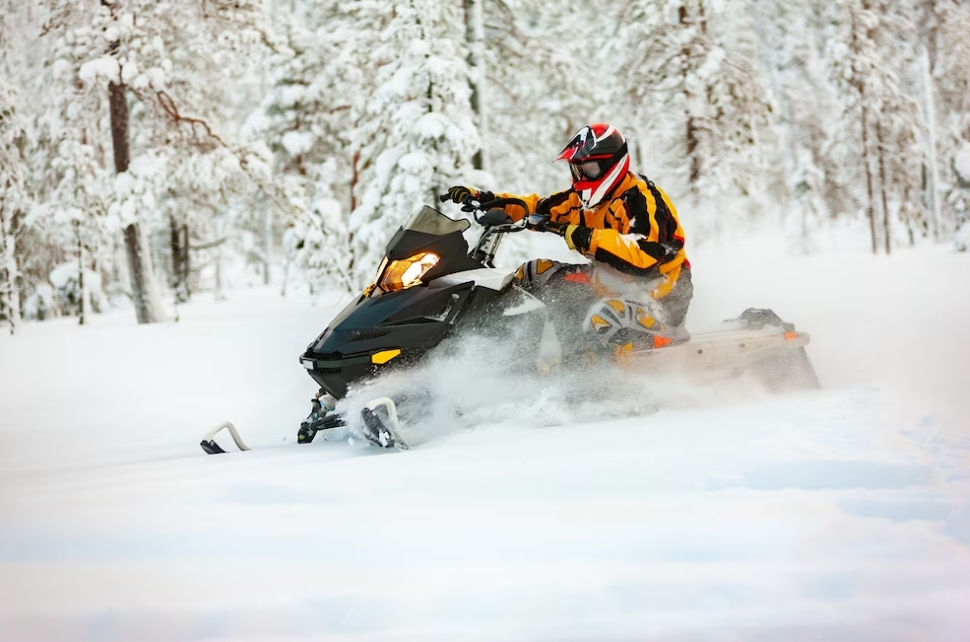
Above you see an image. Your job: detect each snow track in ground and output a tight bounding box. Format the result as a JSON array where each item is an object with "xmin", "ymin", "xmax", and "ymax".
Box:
[{"xmin": 2, "ymin": 241, "xmax": 969, "ymax": 641}]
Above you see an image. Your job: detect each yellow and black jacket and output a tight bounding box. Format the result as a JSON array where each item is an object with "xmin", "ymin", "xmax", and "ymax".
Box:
[{"xmin": 495, "ymin": 172, "xmax": 689, "ymax": 299}]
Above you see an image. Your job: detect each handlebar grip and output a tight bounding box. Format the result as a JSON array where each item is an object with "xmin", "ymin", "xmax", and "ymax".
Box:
[{"xmin": 438, "ymin": 194, "xmax": 450, "ymax": 203}]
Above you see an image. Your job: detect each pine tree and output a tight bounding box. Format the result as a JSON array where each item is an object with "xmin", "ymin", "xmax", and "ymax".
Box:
[
  {"xmin": 919, "ymin": 0, "xmax": 970, "ymax": 245},
  {"xmin": 39, "ymin": 0, "xmax": 274, "ymax": 319},
  {"xmin": 348, "ymin": 0, "xmax": 480, "ymax": 287},
  {"xmin": 617, "ymin": 0, "xmax": 772, "ymax": 239},
  {"xmin": 482, "ymin": 0, "xmax": 597, "ymax": 197},
  {"xmin": 828, "ymin": 0, "xmax": 924, "ymax": 253},
  {"xmin": 245, "ymin": 0, "xmax": 356, "ymax": 294},
  {"xmin": 0, "ymin": 80, "xmax": 28, "ymax": 334}
]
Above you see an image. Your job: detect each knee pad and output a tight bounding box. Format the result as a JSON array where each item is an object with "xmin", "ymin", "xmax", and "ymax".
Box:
[
  {"xmin": 584, "ymin": 298, "xmax": 668, "ymax": 345},
  {"xmin": 513, "ymin": 259, "xmax": 562, "ymax": 289}
]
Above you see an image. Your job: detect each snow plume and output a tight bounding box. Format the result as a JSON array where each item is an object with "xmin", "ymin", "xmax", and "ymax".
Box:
[{"xmin": 336, "ymin": 314, "xmax": 771, "ymax": 449}]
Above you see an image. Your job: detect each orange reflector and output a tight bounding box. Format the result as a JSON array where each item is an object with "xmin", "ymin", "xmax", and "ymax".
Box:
[
  {"xmin": 653, "ymin": 335, "xmax": 673, "ymax": 348},
  {"xmin": 784, "ymin": 331, "xmax": 797, "ymax": 341},
  {"xmin": 371, "ymin": 349, "xmax": 401, "ymax": 365}
]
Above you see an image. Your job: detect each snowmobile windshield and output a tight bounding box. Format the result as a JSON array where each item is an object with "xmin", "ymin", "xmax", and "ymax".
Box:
[{"xmin": 402, "ymin": 206, "xmax": 471, "ymax": 236}]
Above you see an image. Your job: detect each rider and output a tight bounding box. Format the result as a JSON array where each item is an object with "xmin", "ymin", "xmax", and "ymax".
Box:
[{"xmin": 443, "ymin": 123, "xmax": 692, "ymax": 358}]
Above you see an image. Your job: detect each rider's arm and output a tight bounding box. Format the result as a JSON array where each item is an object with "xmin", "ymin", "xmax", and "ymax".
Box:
[
  {"xmin": 492, "ymin": 190, "xmax": 572, "ymax": 222},
  {"xmin": 583, "ymin": 185, "xmax": 682, "ymax": 277}
]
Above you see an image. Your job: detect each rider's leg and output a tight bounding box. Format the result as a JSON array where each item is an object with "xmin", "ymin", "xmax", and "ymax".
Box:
[
  {"xmin": 582, "ymin": 265, "xmax": 694, "ymax": 355},
  {"xmin": 656, "ymin": 264, "xmax": 693, "ymax": 337},
  {"xmin": 513, "ymin": 260, "xmax": 599, "ymax": 360},
  {"xmin": 513, "ymin": 259, "xmax": 695, "ymax": 361},
  {"xmin": 583, "ymin": 298, "xmax": 674, "ymax": 352},
  {"xmin": 513, "ymin": 259, "xmax": 589, "ymax": 292}
]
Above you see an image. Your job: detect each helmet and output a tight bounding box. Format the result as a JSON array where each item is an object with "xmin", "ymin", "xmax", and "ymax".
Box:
[{"xmin": 556, "ymin": 123, "xmax": 630, "ymax": 209}]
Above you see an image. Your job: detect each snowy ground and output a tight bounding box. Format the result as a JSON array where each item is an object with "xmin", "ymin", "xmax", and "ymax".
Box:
[{"xmin": 2, "ymin": 235, "xmax": 970, "ymax": 641}]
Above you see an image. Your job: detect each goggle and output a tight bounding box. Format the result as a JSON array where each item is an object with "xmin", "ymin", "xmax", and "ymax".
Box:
[{"xmin": 570, "ymin": 159, "xmax": 606, "ymax": 182}]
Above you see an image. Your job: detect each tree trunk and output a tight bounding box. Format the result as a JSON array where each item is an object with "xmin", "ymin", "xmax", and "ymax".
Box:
[
  {"xmin": 262, "ymin": 197, "xmax": 272, "ymax": 286},
  {"xmin": 0, "ymin": 206, "xmax": 20, "ymax": 335},
  {"xmin": 686, "ymin": 115, "xmax": 701, "ymax": 187},
  {"xmin": 123, "ymin": 223, "xmax": 153, "ymax": 321},
  {"xmin": 464, "ymin": 0, "xmax": 487, "ymax": 170},
  {"xmin": 108, "ymin": 81, "xmax": 129, "ymax": 174},
  {"xmin": 168, "ymin": 213, "xmax": 185, "ymax": 302},
  {"xmin": 215, "ymin": 247, "xmax": 224, "ymax": 301},
  {"xmin": 876, "ymin": 119, "xmax": 892, "ymax": 254},
  {"xmin": 850, "ymin": 10, "xmax": 878, "ymax": 255},
  {"xmin": 347, "ymin": 150, "xmax": 360, "ymax": 276},
  {"xmin": 680, "ymin": 6, "xmax": 701, "ymax": 195},
  {"xmin": 108, "ymin": 79, "xmax": 159, "ymax": 323},
  {"xmin": 860, "ymin": 103, "xmax": 878, "ymax": 254},
  {"xmin": 919, "ymin": 45, "xmax": 942, "ymax": 240},
  {"xmin": 76, "ymin": 222, "xmax": 86, "ymax": 325},
  {"xmin": 182, "ymin": 224, "xmax": 191, "ymax": 299}
]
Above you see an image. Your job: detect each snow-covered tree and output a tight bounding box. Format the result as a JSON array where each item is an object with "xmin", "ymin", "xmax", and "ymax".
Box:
[
  {"xmin": 0, "ymin": 80, "xmax": 29, "ymax": 334},
  {"xmin": 39, "ymin": 0, "xmax": 273, "ymax": 320},
  {"xmin": 615, "ymin": 0, "xmax": 773, "ymax": 238},
  {"xmin": 919, "ymin": 0, "xmax": 970, "ymax": 246},
  {"xmin": 244, "ymin": 1, "xmax": 359, "ymax": 293},
  {"xmin": 827, "ymin": 0, "xmax": 925, "ymax": 253},
  {"xmin": 481, "ymin": 0, "xmax": 597, "ymax": 196},
  {"xmin": 347, "ymin": 0, "xmax": 480, "ymax": 287},
  {"xmin": 746, "ymin": 1, "xmax": 837, "ymax": 250}
]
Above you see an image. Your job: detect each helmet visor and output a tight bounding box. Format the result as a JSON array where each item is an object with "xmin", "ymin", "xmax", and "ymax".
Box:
[{"xmin": 558, "ymin": 126, "xmax": 596, "ymax": 162}]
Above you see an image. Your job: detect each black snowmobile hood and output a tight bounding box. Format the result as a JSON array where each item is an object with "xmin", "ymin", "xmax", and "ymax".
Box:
[
  {"xmin": 309, "ymin": 279, "xmax": 473, "ymax": 352},
  {"xmin": 301, "ymin": 278, "xmax": 483, "ymax": 400},
  {"xmin": 300, "ymin": 205, "xmax": 514, "ymax": 399}
]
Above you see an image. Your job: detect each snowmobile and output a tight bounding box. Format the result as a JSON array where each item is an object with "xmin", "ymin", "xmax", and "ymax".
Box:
[{"xmin": 201, "ymin": 196, "xmax": 818, "ymax": 455}]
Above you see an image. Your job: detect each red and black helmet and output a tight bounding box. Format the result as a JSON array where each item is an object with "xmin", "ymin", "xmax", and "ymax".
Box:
[{"xmin": 556, "ymin": 123, "xmax": 630, "ymax": 209}]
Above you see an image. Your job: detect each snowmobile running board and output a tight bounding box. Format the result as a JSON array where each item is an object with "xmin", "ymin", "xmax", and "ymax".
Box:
[{"xmin": 200, "ymin": 421, "xmax": 251, "ymax": 455}]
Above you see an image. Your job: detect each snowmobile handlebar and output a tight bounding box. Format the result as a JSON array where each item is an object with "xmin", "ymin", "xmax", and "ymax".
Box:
[
  {"xmin": 443, "ymin": 194, "xmax": 558, "ymax": 234},
  {"xmin": 473, "ymin": 197, "xmax": 532, "ymax": 232}
]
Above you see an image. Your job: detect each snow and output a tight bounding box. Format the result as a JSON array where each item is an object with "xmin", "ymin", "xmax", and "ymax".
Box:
[
  {"xmin": 281, "ymin": 131, "xmax": 314, "ymax": 157},
  {"xmin": 120, "ymin": 59, "xmax": 139, "ymax": 84},
  {"xmin": 1, "ymin": 237, "xmax": 969, "ymax": 641},
  {"xmin": 373, "ymin": 145, "xmax": 407, "ymax": 192},
  {"xmin": 77, "ymin": 56, "xmax": 120, "ymax": 84},
  {"xmin": 955, "ymin": 142, "xmax": 970, "ymax": 182}
]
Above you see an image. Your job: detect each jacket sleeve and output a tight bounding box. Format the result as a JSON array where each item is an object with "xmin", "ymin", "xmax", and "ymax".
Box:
[
  {"xmin": 492, "ymin": 190, "xmax": 573, "ymax": 222},
  {"xmin": 585, "ymin": 185, "xmax": 674, "ymax": 278}
]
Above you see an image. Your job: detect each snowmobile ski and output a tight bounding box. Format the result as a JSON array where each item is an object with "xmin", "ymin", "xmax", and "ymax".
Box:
[
  {"xmin": 200, "ymin": 421, "xmax": 251, "ymax": 455},
  {"xmin": 359, "ymin": 397, "xmax": 410, "ymax": 450}
]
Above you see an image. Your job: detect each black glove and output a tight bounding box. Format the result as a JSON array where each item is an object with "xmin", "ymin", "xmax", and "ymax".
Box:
[
  {"xmin": 439, "ymin": 186, "xmax": 497, "ymax": 206},
  {"xmin": 558, "ymin": 224, "xmax": 593, "ymax": 252},
  {"xmin": 441, "ymin": 186, "xmax": 476, "ymax": 204}
]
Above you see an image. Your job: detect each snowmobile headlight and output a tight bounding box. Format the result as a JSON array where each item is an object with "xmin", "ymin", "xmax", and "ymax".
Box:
[{"xmin": 378, "ymin": 252, "xmax": 440, "ymax": 293}]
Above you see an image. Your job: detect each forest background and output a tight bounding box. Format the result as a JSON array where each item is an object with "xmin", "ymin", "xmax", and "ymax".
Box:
[{"xmin": 1, "ymin": 0, "xmax": 969, "ymax": 330}]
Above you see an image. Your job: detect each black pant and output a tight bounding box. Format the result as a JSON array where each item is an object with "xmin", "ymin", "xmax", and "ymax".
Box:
[{"xmin": 514, "ymin": 259, "xmax": 693, "ymax": 355}]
